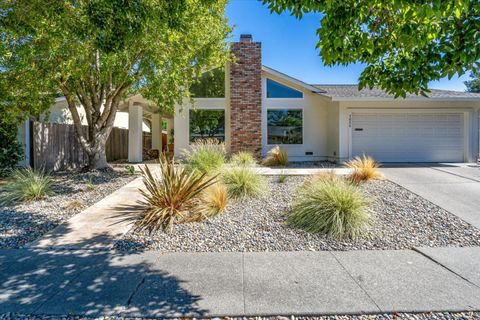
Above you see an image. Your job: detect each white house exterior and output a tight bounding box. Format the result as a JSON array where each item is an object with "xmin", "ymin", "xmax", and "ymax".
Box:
[{"xmin": 21, "ymin": 34, "xmax": 480, "ymax": 165}]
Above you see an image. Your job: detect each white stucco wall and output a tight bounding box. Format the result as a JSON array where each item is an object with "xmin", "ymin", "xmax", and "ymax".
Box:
[{"xmin": 261, "ymin": 72, "xmax": 330, "ymax": 161}]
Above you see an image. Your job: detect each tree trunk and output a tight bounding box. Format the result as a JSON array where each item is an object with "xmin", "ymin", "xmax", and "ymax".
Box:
[{"xmin": 86, "ymin": 135, "xmax": 109, "ymax": 170}]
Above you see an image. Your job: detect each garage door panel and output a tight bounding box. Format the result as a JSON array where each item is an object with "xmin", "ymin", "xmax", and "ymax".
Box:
[{"xmin": 352, "ymin": 112, "xmax": 464, "ymax": 162}]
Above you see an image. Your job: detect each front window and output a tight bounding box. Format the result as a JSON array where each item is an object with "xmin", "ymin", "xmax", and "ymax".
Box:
[
  {"xmin": 189, "ymin": 109, "xmax": 225, "ymax": 142},
  {"xmin": 266, "ymin": 79, "xmax": 303, "ymax": 98},
  {"xmin": 267, "ymin": 109, "xmax": 303, "ymax": 144}
]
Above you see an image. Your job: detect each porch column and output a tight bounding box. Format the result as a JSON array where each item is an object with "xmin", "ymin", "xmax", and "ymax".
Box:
[
  {"xmin": 128, "ymin": 102, "xmax": 143, "ymax": 163},
  {"xmin": 151, "ymin": 113, "xmax": 162, "ymax": 151}
]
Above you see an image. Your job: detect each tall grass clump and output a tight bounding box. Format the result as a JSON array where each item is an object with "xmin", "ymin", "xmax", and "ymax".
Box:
[
  {"xmin": 262, "ymin": 145, "xmax": 288, "ymax": 167},
  {"xmin": 287, "ymin": 177, "xmax": 371, "ymax": 239},
  {"xmin": 221, "ymin": 166, "xmax": 266, "ymax": 199},
  {"xmin": 230, "ymin": 151, "xmax": 256, "ymax": 166},
  {"xmin": 183, "ymin": 138, "xmax": 226, "ymax": 175},
  {"xmin": 346, "ymin": 155, "xmax": 383, "ymax": 183},
  {"xmin": 136, "ymin": 154, "xmax": 217, "ymax": 232},
  {"xmin": 200, "ymin": 182, "xmax": 228, "ymax": 216},
  {"xmin": 0, "ymin": 168, "xmax": 53, "ymax": 204}
]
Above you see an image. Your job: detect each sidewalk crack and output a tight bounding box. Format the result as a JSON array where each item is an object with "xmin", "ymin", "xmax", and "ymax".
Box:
[
  {"xmin": 241, "ymin": 252, "xmax": 246, "ymax": 315},
  {"xmin": 330, "ymin": 252, "xmax": 382, "ymax": 312},
  {"xmin": 127, "ymin": 276, "xmax": 146, "ymax": 305},
  {"xmin": 412, "ymin": 248, "xmax": 480, "ymax": 289}
]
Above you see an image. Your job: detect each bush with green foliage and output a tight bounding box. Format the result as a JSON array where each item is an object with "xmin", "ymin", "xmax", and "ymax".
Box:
[
  {"xmin": 0, "ymin": 114, "xmax": 24, "ymax": 177},
  {"xmin": 287, "ymin": 176, "xmax": 371, "ymax": 239},
  {"xmin": 221, "ymin": 166, "xmax": 266, "ymax": 199},
  {"xmin": 0, "ymin": 168, "xmax": 53, "ymax": 204},
  {"xmin": 136, "ymin": 154, "xmax": 217, "ymax": 232},
  {"xmin": 230, "ymin": 151, "xmax": 256, "ymax": 166},
  {"xmin": 183, "ymin": 138, "xmax": 226, "ymax": 175}
]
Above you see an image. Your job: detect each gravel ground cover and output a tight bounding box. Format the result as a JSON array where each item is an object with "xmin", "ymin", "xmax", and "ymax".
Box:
[
  {"xmin": 0, "ymin": 170, "xmax": 137, "ymax": 249},
  {"xmin": 115, "ymin": 176, "xmax": 480, "ymax": 252},
  {"xmin": 1, "ymin": 312, "xmax": 479, "ymax": 320}
]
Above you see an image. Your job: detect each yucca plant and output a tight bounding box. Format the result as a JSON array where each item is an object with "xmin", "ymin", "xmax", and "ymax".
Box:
[
  {"xmin": 288, "ymin": 176, "xmax": 371, "ymax": 239},
  {"xmin": 200, "ymin": 182, "xmax": 229, "ymax": 217},
  {"xmin": 262, "ymin": 145, "xmax": 288, "ymax": 167},
  {"xmin": 136, "ymin": 154, "xmax": 217, "ymax": 232},
  {"xmin": 221, "ymin": 166, "xmax": 267, "ymax": 199},
  {"xmin": 346, "ymin": 155, "xmax": 383, "ymax": 183},
  {"xmin": 0, "ymin": 168, "xmax": 53, "ymax": 204},
  {"xmin": 230, "ymin": 151, "xmax": 256, "ymax": 166},
  {"xmin": 183, "ymin": 138, "xmax": 226, "ymax": 175}
]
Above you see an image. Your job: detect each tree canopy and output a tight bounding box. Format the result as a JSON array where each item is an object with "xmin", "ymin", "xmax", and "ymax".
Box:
[
  {"xmin": 1, "ymin": 0, "xmax": 231, "ymax": 169},
  {"xmin": 464, "ymin": 68, "xmax": 480, "ymax": 93},
  {"xmin": 262, "ymin": 0, "xmax": 480, "ymax": 97}
]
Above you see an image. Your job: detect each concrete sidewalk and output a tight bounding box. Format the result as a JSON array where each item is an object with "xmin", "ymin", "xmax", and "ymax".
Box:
[
  {"xmin": 381, "ymin": 165, "xmax": 480, "ymax": 229},
  {"xmin": 1, "ymin": 248, "xmax": 479, "ymax": 317}
]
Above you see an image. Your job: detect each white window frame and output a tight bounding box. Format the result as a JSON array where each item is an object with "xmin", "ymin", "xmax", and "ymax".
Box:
[{"xmin": 266, "ymin": 107, "xmax": 305, "ymax": 146}]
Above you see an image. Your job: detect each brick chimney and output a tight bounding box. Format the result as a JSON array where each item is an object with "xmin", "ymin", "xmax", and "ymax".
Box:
[{"xmin": 229, "ymin": 34, "xmax": 262, "ymax": 155}]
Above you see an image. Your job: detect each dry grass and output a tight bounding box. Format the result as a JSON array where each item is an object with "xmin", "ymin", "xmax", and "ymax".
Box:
[
  {"xmin": 183, "ymin": 138, "xmax": 226, "ymax": 174},
  {"xmin": 66, "ymin": 199, "xmax": 84, "ymax": 211},
  {"xmin": 230, "ymin": 151, "xmax": 256, "ymax": 166},
  {"xmin": 0, "ymin": 168, "xmax": 53, "ymax": 204},
  {"xmin": 310, "ymin": 170, "xmax": 338, "ymax": 184},
  {"xmin": 262, "ymin": 145, "xmax": 288, "ymax": 167},
  {"xmin": 221, "ymin": 166, "xmax": 267, "ymax": 199},
  {"xmin": 345, "ymin": 155, "xmax": 383, "ymax": 183},
  {"xmin": 200, "ymin": 183, "xmax": 229, "ymax": 217}
]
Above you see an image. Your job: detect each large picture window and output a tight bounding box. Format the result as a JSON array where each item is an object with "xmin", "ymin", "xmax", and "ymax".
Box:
[
  {"xmin": 266, "ymin": 79, "xmax": 303, "ymax": 98},
  {"xmin": 267, "ymin": 109, "xmax": 303, "ymax": 144},
  {"xmin": 189, "ymin": 109, "xmax": 225, "ymax": 142}
]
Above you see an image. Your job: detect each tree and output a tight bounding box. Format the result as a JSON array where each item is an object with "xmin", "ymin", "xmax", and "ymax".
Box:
[
  {"xmin": 262, "ymin": 0, "xmax": 480, "ymax": 97},
  {"xmin": 1, "ymin": 0, "xmax": 230, "ymax": 169},
  {"xmin": 464, "ymin": 68, "xmax": 480, "ymax": 93}
]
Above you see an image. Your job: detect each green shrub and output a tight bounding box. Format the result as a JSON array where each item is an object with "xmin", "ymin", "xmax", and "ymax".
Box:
[
  {"xmin": 183, "ymin": 138, "xmax": 226, "ymax": 175},
  {"xmin": 287, "ymin": 177, "xmax": 371, "ymax": 239},
  {"xmin": 125, "ymin": 165, "xmax": 135, "ymax": 175},
  {"xmin": 230, "ymin": 151, "xmax": 256, "ymax": 166},
  {"xmin": 137, "ymin": 154, "xmax": 217, "ymax": 232},
  {"xmin": 0, "ymin": 115, "xmax": 24, "ymax": 177},
  {"xmin": 277, "ymin": 172, "xmax": 287, "ymax": 183},
  {"xmin": 221, "ymin": 166, "xmax": 266, "ymax": 199},
  {"xmin": 0, "ymin": 168, "xmax": 53, "ymax": 204}
]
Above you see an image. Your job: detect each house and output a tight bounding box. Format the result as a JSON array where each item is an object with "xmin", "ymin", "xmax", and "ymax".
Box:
[{"xmin": 24, "ymin": 34, "xmax": 480, "ymax": 165}]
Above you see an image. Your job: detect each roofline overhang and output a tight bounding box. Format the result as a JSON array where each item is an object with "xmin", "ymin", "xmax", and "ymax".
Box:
[
  {"xmin": 261, "ymin": 65, "xmax": 325, "ymax": 95},
  {"xmin": 330, "ymin": 97, "xmax": 480, "ymax": 102}
]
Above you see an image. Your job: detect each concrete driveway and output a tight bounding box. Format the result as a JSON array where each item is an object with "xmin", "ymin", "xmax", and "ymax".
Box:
[{"xmin": 381, "ymin": 163, "xmax": 480, "ymax": 229}]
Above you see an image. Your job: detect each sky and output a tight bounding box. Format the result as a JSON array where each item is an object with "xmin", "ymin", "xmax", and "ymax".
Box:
[{"xmin": 226, "ymin": 0, "xmax": 470, "ymax": 91}]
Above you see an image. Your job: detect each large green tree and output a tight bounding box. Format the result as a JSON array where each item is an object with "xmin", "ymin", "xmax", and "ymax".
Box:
[
  {"xmin": 263, "ymin": 0, "xmax": 480, "ymax": 97},
  {"xmin": 1, "ymin": 0, "xmax": 230, "ymax": 169},
  {"xmin": 464, "ymin": 68, "xmax": 480, "ymax": 93}
]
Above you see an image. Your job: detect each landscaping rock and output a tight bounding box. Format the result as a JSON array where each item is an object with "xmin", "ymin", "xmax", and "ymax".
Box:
[
  {"xmin": 0, "ymin": 170, "xmax": 137, "ymax": 249},
  {"xmin": 115, "ymin": 176, "xmax": 480, "ymax": 252}
]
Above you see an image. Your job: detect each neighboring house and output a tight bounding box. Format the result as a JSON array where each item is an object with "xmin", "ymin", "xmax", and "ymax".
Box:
[{"xmin": 19, "ymin": 34, "xmax": 480, "ymax": 165}]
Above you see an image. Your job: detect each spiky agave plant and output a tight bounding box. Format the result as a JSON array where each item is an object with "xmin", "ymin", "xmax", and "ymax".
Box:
[{"xmin": 136, "ymin": 154, "xmax": 217, "ymax": 233}]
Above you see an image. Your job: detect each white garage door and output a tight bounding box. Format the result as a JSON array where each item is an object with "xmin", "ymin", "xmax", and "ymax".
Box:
[{"xmin": 351, "ymin": 112, "xmax": 465, "ymax": 162}]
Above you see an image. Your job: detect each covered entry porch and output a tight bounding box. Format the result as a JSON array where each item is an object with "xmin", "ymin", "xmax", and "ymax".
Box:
[{"xmin": 118, "ymin": 94, "xmax": 174, "ymax": 163}]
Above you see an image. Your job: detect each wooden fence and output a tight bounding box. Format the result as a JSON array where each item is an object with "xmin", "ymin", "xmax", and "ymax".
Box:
[{"xmin": 32, "ymin": 121, "xmax": 151, "ymax": 171}]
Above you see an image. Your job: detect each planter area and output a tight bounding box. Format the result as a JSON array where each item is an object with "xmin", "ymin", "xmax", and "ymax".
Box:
[
  {"xmin": 0, "ymin": 170, "xmax": 137, "ymax": 249},
  {"xmin": 115, "ymin": 176, "xmax": 480, "ymax": 252}
]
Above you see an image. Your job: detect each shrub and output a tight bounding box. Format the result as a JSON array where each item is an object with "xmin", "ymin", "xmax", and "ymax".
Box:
[
  {"xmin": 287, "ymin": 177, "xmax": 371, "ymax": 239},
  {"xmin": 183, "ymin": 138, "xmax": 226, "ymax": 175},
  {"xmin": 230, "ymin": 151, "xmax": 256, "ymax": 166},
  {"xmin": 310, "ymin": 170, "xmax": 337, "ymax": 184},
  {"xmin": 0, "ymin": 168, "xmax": 53, "ymax": 204},
  {"xmin": 278, "ymin": 172, "xmax": 287, "ymax": 183},
  {"xmin": 125, "ymin": 165, "xmax": 135, "ymax": 175},
  {"xmin": 136, "ymin": 154, "xmax": 217, "ymax": 232},
  {"xmin": 200, "ymin": 182, "xmax": 228, "ymax": 216},
  {"xmin": 346, "ymin": 155, "xmax": 383, "ymax": 183},
  {"xmin": 0, "ymin": 114, "xmax": 24, "ymax": 177},
  {"xmin": 221, "ymin": 166, "xmax": 266, "ymax": 199},
  {"xmin": 84, "ymin": 177, "xmax": 95, "ymax": 191},
  {"xmin": 66, "ymin": 199, "xmax": 84, "ymax": 210},
  {"xmin": 262, "ymin": 145, "xmax": 288, "ymax": 167}
]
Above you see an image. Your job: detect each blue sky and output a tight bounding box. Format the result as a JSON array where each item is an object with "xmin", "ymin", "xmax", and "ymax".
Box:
[{"xmin": 226, "ymin": 0, "xmax": 470, "ymax": 91}]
